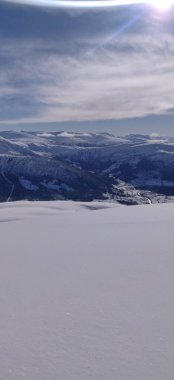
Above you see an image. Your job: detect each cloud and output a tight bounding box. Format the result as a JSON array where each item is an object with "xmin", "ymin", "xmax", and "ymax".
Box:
[{"xmin": 0, "ymin": 3, "xmax": 174, "ymax": 124}]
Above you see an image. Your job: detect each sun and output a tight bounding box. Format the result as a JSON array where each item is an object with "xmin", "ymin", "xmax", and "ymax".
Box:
[{"xmin": 149, "ymin": 0, "xmax": 174, "ymax": 11}]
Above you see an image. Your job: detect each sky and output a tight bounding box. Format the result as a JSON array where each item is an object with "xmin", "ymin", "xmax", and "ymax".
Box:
[{"xmin": 0, "ymin": 0, "xmax": 174, "ymax": 135}]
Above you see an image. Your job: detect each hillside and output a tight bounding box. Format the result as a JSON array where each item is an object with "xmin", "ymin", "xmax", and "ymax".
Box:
[
  {"xmin": 1, "ymin": 200, "xmax": 174, "ymax": 379},
  {"xmin": 0, "ymin": 131, "xmax": 174, "ymax": 204}
]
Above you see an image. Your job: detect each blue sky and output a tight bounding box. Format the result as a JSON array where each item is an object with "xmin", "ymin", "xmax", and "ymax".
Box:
[{"xmin": 0, "ymin": 0, "xmax": 174, "ymax": 135}]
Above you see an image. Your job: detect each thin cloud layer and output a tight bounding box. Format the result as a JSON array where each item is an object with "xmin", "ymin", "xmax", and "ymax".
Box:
[{"xmin": 0, "ymin": 2, "xmax": 174, "ymax": 125}]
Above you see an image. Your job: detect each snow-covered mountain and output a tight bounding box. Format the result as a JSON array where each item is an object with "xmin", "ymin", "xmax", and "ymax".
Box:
[{"xmin": 0, "ymin": 130, "xmax": 174, "ymax": 204}]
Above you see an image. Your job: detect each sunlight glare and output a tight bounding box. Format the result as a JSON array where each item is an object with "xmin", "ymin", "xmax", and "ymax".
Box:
[
  {"xmin": 149, "ymin": 0, "xmax": 174, "ymax": 11},
  {"xmin": 3, "ymin": 0, "xmax": 174, "ymax": 9}
]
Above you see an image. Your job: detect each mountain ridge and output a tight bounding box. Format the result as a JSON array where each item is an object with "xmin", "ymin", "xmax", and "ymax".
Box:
[{"xmin": 0, "ymin": 131, "xmax": 174, "ymax": 204}]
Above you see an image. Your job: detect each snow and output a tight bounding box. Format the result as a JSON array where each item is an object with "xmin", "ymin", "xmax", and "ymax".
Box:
[
  {"xmin": 61, "ymin": 183, "xmax": 74, "ymax": 191},
  {"xmin": 40, "ymin": 180, "xmax": 74, "ymax": 192},
  {"xmin": 37, "ymin": 133, "xmax": 55, "ymax": 138},
  {"xmin": 40, "ymin": 180, "xmax": 62, "ymax": 190},
  {"xmin": 59, "ymin": 132, "xmax": 75, "ymax": 138},
  {"xmin": 19, "ymin": 177, "xmax": 39, "ymax": 191},
  {"xmin": 1, "ymin": 200, "xmax": 174, "ymax": 379}
]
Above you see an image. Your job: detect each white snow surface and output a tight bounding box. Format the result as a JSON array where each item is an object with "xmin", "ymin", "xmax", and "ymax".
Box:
[
  {"xmin": 1, "ymin": 200, "xmax": 174, "ymax": 380},
  {"xmin": 40, "ymin": 180, "xmax": 74, "ymax": 192},
  {"xmin": 19, "ymin": 177, "xmax": 39, "ymax": 191}
]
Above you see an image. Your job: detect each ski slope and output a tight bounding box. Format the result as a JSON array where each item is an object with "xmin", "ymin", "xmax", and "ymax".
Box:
[{"xmin": 0, "ymin": 200, "xmax": 174, "ymax": 380}]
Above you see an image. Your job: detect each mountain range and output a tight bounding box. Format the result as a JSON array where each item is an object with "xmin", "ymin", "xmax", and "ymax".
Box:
[{"xmin": 0, "ymin": 130, "xmax": 174, "ymax": 204}]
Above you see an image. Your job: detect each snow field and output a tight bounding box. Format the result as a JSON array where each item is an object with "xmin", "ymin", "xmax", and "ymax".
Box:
[{"xmin": 0, "ymin": 201, "xmax": 174, "ymax": 380}]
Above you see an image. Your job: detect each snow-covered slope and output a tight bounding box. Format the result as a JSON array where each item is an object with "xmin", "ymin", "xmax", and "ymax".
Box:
[
  {"xmin": 1, "ymin": 200, "xmax": 174, "ymax": 380},
  {"xmin": 0, "ymin": 131, "xmax": 174, "ymax": 203}
]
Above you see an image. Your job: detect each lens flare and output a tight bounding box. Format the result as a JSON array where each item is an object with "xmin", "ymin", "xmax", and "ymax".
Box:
[
  {"xmin": 148, "ymin": 0, "xmax": 174, "ymax": 10},
  {"xmin": 2, "ymin": 0, "xmax": 145, "ymax": 7},
  {"xmin": 2, "ymin": 0, "xmax": 174, "ymax": 9}
]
